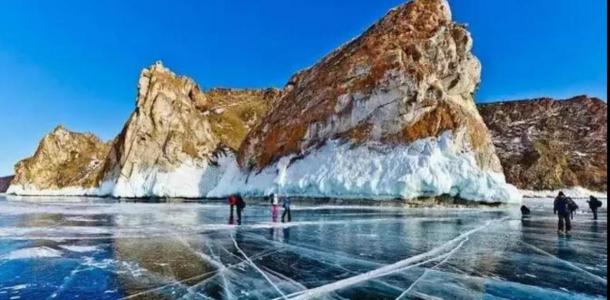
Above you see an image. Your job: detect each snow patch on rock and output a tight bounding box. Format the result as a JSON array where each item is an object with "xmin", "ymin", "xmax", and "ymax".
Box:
[
  {"xmin": 2, "ymin": 246, "xmax": 62, "ymax": 260},
  {"xmin": 6, "ymin": 184, "xmax": 109, "ymax": 197},
  {"xmin": 108, "ymin": 156, "xmax": 234, "ymax": 198},
  {"xmin": 209, "ymin": 131, "xmax": 521, "ymax": 203},
  {"xmin": 59, "ymin": 245, "xmax": 99, "ymax": 253},
  {"xmin": 520, "ymin": 187, "xmax": 607, "ymax": 199}
]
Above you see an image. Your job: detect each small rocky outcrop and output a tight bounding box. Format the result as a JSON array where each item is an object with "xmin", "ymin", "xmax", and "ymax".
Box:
[
  {"xmin": 478, "ymin": 96, "xmax": 607, "ymax": 192},
  {"xmin": 0, "ymin": 176, "xmax": 14, "ymax": 193},
  {"xmin": 7, "ymin": 126, "xmax": 111, "ymax": 194},
  {"xmin": 98, "ymin": 62, "xmax": 280, "ymax": 197}
]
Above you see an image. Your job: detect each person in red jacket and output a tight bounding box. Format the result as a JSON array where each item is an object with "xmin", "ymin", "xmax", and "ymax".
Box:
[{"xmin": 228, "ymin": 195, "xmax": 237, "ymax": 224}]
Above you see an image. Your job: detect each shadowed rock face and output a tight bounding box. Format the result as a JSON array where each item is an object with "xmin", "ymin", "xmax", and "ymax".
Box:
[
  {"xmin": 238, "ymin": 0, "xmax": 501, "ymax": 174},
  {"xmin": 478, "ymin": 96, "xmax": 607, "ymax": 191},
  {"xmin": 0, "ymin": 176, "xmax": 14, "ymax": 193},
  {"xmin": 9, "ymin": 126, "xmax": 111, "ymax": 190},
  {"xmin": 97, "ymin": 62, "xmax": 279, "ymax": 196}
]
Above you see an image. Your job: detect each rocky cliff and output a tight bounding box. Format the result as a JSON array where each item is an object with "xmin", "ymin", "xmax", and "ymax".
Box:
[
  {"xmin": 478, "ymin": 96, "xmax": 607, "ymax": 192},
  {"xmin": 97, "ymin": 62, "xmax": 280, "ymax": 197},
  {"xmin": 219, "ymin": 0, "xmax": 518, "ymax": 202},
  {"xmin": 7, "ymin": 126, "xmax": 111, "ymax": 195},
  {"xmin": 7, "ymin": 0, "xmax": 524, "ymax": 202},
  {"xmin": 0, "ymin": 176, "xmax": 14, "ymax": 193}
]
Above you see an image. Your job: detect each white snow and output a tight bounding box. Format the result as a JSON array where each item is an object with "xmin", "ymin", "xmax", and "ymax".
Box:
[
  {"xmin": 520, "ymin": 187, "xmax": 607, "ymax": 199},
  {"xmin": 209, "ymin": 131, "xmax": 521, "ymax": 203},
  {"xmin": 7, "ymin": 132, "xmax": 522, "ymax": 203},
  {"xmin": 102, "ymin": 155, "xmax": 234, "ymax": 198},
  {"xmin": 58, "ymin": 245, "xmax": 99, "ymax": 253},
  {"xmin": 6, "ymin": 183, "xmax": 109, "ymax": 197},
  {"xmin": 8, "ymin": 284, "xmax": 27, "ymax": 291},
  {"xmin": 1, "ymin": 246, "xmax": 62, "ymax": 260}
]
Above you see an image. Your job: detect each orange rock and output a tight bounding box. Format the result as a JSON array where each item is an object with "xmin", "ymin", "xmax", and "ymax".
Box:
[{"xmin": 239, "ymin": 0, "xmax": 502, "ymax": 175}]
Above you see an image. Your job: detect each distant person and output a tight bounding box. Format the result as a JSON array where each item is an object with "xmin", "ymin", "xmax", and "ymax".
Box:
[
  {"xmin": 235, "ymin": 194, "xmax": 246, "ymax": 225},
  {"xmin": 271, "ymin": 193, "xmax": 280, "ymax": 222},
  {"xmin": 553, "ymin": 191, "xmax": 571, "ymax": 234},
  {"xmin": 228, "ymin": 194, "xmax": 237, "ymax": 224},
  {"xmin": 586, "ymin": 196, "xmax": 602, "ymax": 220},
  {"xmin": 281, "ymin": 196, "xmax": 292, "ymax": 223},
  {"xmin": 520, "ymin": 205, "xmax": 531, "ymax": 216}
]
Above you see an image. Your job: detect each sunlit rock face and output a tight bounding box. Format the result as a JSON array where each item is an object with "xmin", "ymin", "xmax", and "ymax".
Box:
[
  {"xmin": 98, "ymin": 62, "xmax": 280, "ymax": 197},
  {"xmin": 7, "ymin": 0, "xmax": 525, "ymax": 202},
  {"xmin": 233, "ymin": 0, "xmax": 518, "ymax": 202},
  {"xmin": 478, "ymin": 96, "xmax": 607, "ymax": 192},
  {"xmin": 7, "ymin": 126, "xmax": 111, "ymax": 195}
]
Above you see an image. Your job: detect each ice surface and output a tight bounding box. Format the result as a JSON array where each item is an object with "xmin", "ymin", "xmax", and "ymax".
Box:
[{"xmin": 0, "ymin": 195, "xmax": 605, "ymax": 299}]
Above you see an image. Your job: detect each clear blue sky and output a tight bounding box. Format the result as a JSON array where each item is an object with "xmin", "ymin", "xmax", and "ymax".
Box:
[{"xmin": 0, "ymin": 0, "xmax": 606, "ymax": 176}]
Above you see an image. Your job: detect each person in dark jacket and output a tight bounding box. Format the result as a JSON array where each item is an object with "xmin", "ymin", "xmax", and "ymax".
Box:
[
  {"xmin": 567, "ymin": 197, "xmax": 579, "ymax": 220},
  {"xmin": 553, "ymin": 191, "xmax": 571, "ymax": 233},
  {"xmin": 281, "ymin": 197, "xmax": 291, "ymax": 223},
  {"xmin": 235, "ymin": 194, "xmax": 246, "ymax": 225},
  {"xmin": 587, "ymin": 196, "xmax": 602, "ymax": 220},
  {"xmin": 520, "ymin": 205, "xmax": 531, "ymax": 216}
]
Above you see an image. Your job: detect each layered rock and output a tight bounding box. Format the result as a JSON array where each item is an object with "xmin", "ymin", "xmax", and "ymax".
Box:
[
  {"xmin": 226, "ymin": 0, "xmax": 518, "ymax": 202},
  {"xmin": 7, "ymin": 126, "xmax": 111, "ymax": 195},
  {"xmin": 478, "ymin": 96, "xmax": 607, "ymax": 192},
  {"xmin": 0, "ymin": 176, "xmax": 14, "ymax": 193},
  {"xmin": 98, "ymin": 62, "xmax": 279, "ymax": 197}
]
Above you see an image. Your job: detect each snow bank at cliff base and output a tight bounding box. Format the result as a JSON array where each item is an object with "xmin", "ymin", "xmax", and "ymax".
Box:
[
  {"xmin": 209, "ymin": 132, "xmax": 521, "ymax": 203},
  {"xmin": 6, "ymin": 184, "xmax": 109, "ymax": 197},
  {"xmin": 520, "ymin": 187, "xmax": 607, "ymax": 199},
  {"xmin": 105, "ymin": 157, "xmax": 234, "ymax": 198},
  {"xmin": 8, "ymin": 132, "xmax": 522, "ymax": 203}
]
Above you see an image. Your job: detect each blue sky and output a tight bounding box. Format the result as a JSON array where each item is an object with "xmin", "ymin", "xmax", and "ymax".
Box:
[{"xmin": 0, "ymin": 0, "xmax": 606, "ymax": 176}]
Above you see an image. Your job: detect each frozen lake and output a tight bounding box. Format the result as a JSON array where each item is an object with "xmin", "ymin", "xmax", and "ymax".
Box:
[{"xmin": 0, "ymin": 195, "xmax": 606, "ymax": 299}]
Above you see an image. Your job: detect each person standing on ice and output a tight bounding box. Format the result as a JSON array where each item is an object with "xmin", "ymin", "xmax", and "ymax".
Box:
[
  {"xmin": 587, "ymin": 195, "xmax": 602, "ymax": 220},
  {"xmin": 520, "ymin": 205, "xmax": 530, "ymax": 216},
  {"xmin": 281, "ymin": 196, "xmax": 292, "ymax": 223},
  {"xmin": 235, "ymin": 194, "xmax": 246, "ymax": 225},
  {"xmin": 566, "ymin": 197, "xmax": 578, "ymax": 220},
  {"xmin": 228, "ymin": 194, "xmax": 237, "ymax": 224},
  {"xmin": 271, "ymin": 193, "xmax": 280, "ymax": 222},
  {"xmin": 553, "ymin": 191, "xmax": 571, "ymax": 234}
]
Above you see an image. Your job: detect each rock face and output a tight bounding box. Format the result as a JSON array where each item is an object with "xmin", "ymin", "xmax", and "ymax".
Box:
[
  {"xmin": 229, "ymin": 0, "xmax": 518, "ymax": 202},
  {"xmin": 0, "ymin": 176, "xmax": 14, "ymax": 193},
  {"xmin": 7, "ymin": 126, "xmax": 111, "ymax": 195},
  {"xmin": 98, "ymin": 62, "xmax": 279, "ymax": 197},
  {"xmin": 7, "ymin": 0, "xmax": 525, "ymax": 202},
  {"xmin": 478, "ymin": 96, "xmax": 607, "ymax": 192}
]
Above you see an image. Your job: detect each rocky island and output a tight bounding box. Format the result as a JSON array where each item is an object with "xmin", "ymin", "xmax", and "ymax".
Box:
[{"xmin": 5, "ymin": 0, "xmax": 606, "ymax": 202}]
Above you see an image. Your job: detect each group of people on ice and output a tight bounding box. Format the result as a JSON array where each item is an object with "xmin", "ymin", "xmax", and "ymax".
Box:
[
  {"xmin": 227, "ymin": 193, "xmax": 292, "ymax": 225},
  {"xmin": 521, "ymin": 192, "xmax": 603, "ymax": 234}
]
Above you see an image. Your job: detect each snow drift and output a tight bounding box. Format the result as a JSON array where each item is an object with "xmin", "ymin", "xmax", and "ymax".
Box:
[{"xmin": 209, "ymin": 132, "xmax": 521, "ymax": 203}]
